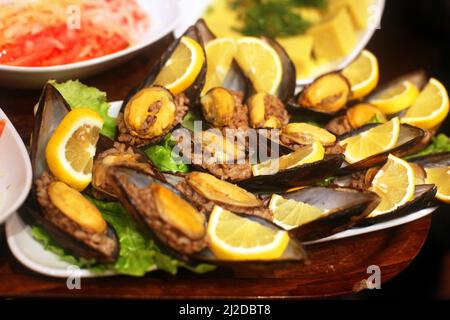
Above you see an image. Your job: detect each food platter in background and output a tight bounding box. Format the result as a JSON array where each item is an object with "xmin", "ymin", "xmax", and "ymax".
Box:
[
  {"xmin": 4, "ymin": 101, "xmax": 438, "ymax": 278},
  {"xmin": 0, "ymin": 0, "xmax": 180, "ymax": 89},
  {"xmin": 175, "ymin": 0, "xmax": 385, "ymax": 87}
]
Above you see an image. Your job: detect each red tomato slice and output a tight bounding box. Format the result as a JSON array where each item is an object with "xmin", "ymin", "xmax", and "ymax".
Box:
[{"xmin": 0, "ymin": 120, "xmax": 5, "ymax": 137}]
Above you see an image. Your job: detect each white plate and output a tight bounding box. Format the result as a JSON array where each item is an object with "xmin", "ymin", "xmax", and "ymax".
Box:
[
  {"xmin": 304, "ymin": 207, "xmax": 438, "ymax": 245},
  {"xmin": 175, "ymin": 0, "xmax": 385, "ymax": 87},
  {"xmin": 6, "ymin": 206, "xmax": 437, "ymax": 278},
  {"xmin": 0, "ymin": 109, "xmax": 32, "ymax": 224},
  {"xmin": 5, "ymin": 100, "xmax": 436, "ymax": 278},
  {"xmin": 0, "ymin": 0, "xmax": 180, "ymax": 89}
]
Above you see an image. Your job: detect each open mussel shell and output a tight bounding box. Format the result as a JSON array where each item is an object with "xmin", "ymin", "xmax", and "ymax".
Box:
[
  {"xmin": 289, "ymin": 72, "xmax": 351, "ymax": 114},
  {"xmin": 25, "ymin": 84, "xmax": 120, "ymax": 264},
  {"xmin": 367, "ymin": 70, "xmax": 428, "ymax": 104},
  {"xmin": 195, "ymin": 19, "xmax": 249, "ymax": 95},
  {"xmin": 90, "ymin": 141, "xmax": 166, "ymax": 200},
  {"xmin": 237, "ymin": 154, "xmax": 344, "ymax": 193},
  {"xmin": 356, "ymin": 184, "xmax": 437, "ymax": 227},
  {"xmin": 111, "ymin": 167, "xmax": 208, "ymax": 257},
  {"xmin": 409, "ymin": 152, "xmax": 450, "ymax": 168},
  {"xmin": 261, "ymin": 37, "xmax": 296, "ymax": 103},
  {"xmin": 338, "ymin": 123, "xmax": 425, "ymax": 173},
  {"xmin": 122, "ymin": 25, "xmax": 206, "ymax": 109},
  {"xmin": 143, "ymin": 26, "xmax": 206, "ymax": 104},
  {"xmin": 18, "ymin": 194, "xmax": 120, "ymax": 264},
  {"xmin": 282, "ymin": 187, "xmax": 380, "ymax": 242},
  {"xmin": 32, "ymin": 83, "xmax": 71, "ymax": 179}
]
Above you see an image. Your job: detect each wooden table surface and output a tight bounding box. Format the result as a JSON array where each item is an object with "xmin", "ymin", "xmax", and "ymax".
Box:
[{"xmin": 0, "ymin": 2, "xmax": 445, "ymax": 297}]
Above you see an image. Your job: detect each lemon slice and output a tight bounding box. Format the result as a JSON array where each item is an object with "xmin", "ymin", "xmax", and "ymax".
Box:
[
  {"xmin": 370, "ymin": 80, "xmax": 420, "ymax": 115},
  {"xmin": 45, "ymin": 108, "xmax": 103, "ymax": 191},
  {"xmin": 369, "ymin": 155, "xmax": 415, "ymax": 216},
  {"xmin": 342, "ymin": 50, "xmax": 379, "ymax": 100},
  {"xmin": 202, "ymin": 38, "xmax": 237, "ymax": 95},
  {"xmin": 235, "ymin": 37, "xmax": 282, "ymax": 94},
  {"xmin": 340, "ymin": 117, "xmax": 400, "ymax": 164},
  {"xmin": 154, "ymin": 36, "xmax": 205, "ymax": 95},
  {"xmin": 425, "ymin": 166, "xmax": 450, "ymax": 203},
  {"xmin": 401, "ymin": 78, "xmax": 450, "ymax": 129},
  {"xmin": 269, "ymin": 194, "xmax": 325, "ymax": 230},
  {"xmin": 207, "ymin": 205, "xmax": 289, "ymax": 261},
  {"xmin": 252, "ymin": 141, "xmax": 325, "ymax": 176}
]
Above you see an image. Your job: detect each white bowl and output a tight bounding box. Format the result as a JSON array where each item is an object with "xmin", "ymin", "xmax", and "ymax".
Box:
[
  {"xmin": 175, "ymin": 0, "xmax": 385, "ymax": 87},
  {"xmin": 0, "ymin": 108, "xmax": 32, "ymax": 224},
  {"xmin": 0, "ymin": 0, "xmax": 180, "ymax": 89}
]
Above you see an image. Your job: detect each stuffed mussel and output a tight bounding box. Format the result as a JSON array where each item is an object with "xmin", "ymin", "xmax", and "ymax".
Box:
[
  {"xmin": 111, "ymin": 167, "xmax": 208, "ymax": 256},
  {"xmin": 91, "ymin": 141, "xmax": 164, "ymax": 199},
  {"xmin": 117, "ymin": 26, "xmax": 207, "ymax": 147},
  {"xmin": 170, "ymin": 171, "xmax": 272, "ymax": 220},
  {"xmin": 179, "ymin": 128, "xmax": 343, "ymax": 192},
  {"xmin": 110, "ymin": 167, "xmax": 306, "ymax": 262},
  {"xmin": 23, "ymin": 84, "xmax": 119, "ymax": 263}
]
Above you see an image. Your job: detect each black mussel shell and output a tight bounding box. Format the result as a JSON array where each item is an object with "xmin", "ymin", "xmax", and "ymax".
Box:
[
  {"xmin": 32, "ymin": 83, "xmax": 71, "ymax": 179},
  {"xmin": 367, "ymin": 70, "xmax": 428, "ymax": 104},
  {"xmin": 122, "ymin": 25, "xmax": 207, "ymax": 109},
  {"xmin": 261, "ymin": 37, "xmax": 296, "ymax": 103},
  {"xmin": 237, "ymin": 154, "xmax": 344, "ymax": 193},
  {"xmin": 409, "ymin": 152, "xmax": 450, "ymax": 168},
  {"xmin": 19, "ymin": 194, "xmax": 120, "ymax": 264},
  {"xmin": 282, "ymin": 187, "xmax": 380, "ymax": 242},
  {"xmin": 195, "ymin": 19, "xmax": 249, "ymax": 96},
  {"xmin": 356, "ymin": 184, "xmax": 437, "ymax": 227},
  {"xmin": 110, "ymin": 167, "xmax": 208, "ymax": 258},
  {"xmin": 28, "ymin": 84, "xmax": 120, "ymax": 264},
  {"xmin": 338, "ymin": 123, "xmax": 425, "ymax": 173}
]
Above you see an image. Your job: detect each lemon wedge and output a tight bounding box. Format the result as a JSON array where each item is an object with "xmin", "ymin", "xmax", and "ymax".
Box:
[
  {"xmin": 269, "ymin": 194, "xmax": 325, "ymax": 230},
  {"xmin": 342, "ymin": 50, "xmax": 379, "ymax": 100},
  {"xmin": 401, "ymin": 78, "xmax": 449, "ymax": 129},
  {"xmin": 425, "ymin": 166, "xmax": 450, "ymax": 203},
  {"xmin": 235, "ymin": 37, "xmax": 282, "ymax": 94},
  {"xmin": 202, "ymin": 38, "xmax": 237, "ymax": 95},
  {"xmin": 252, "ymin": 141, "xmax": 325, "ymax": 176},
  {"xmin": 370, "ymin": 80, "xmax": 420, "ymax": 115},
  {"xmin": 154, "ymin": 36, "xmax": 205, "ymax": 95},
  {"xmin": 45, "ymin": 108, "xmax": 103, "ymax": 191},
  {"xmin": 340, "ymin": 117, "xmax": 400, "ymax": 164},
  {"xmin": 369, "ymin": 155, "xmax": 415, "ymax": 217},
  {"xmin": 207, "ymin": 205, "xmax": 289, "ymax": 261}
]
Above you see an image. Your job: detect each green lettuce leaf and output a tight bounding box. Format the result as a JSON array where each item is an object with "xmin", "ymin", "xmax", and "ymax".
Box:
[
  {"xmin": 31, "ymin": 198, "xmax": 214, "ymax": 276},
  {"xmin": 50, "ymin": 80, "xmax": 116, "ymax": 139},
  {"xmin": 407, "ymin": 134, "xmax": 450, "ymax": 158},
  {"xmin": 143, "ymin": 134, "xmax": 189, "ymax": 173}
]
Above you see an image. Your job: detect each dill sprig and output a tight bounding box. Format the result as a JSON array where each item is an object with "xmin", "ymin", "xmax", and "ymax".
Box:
[{"xmin": 230, "ymin": 0, "xmax": 327, "ymax": 38}]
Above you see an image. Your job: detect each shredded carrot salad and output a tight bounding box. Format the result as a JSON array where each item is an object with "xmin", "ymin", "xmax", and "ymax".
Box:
[{"xmin": 0, "ymin": 0, "xmax": 150, "ymax": 67}]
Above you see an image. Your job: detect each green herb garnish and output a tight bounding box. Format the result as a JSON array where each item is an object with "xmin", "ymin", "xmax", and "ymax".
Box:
[
  {"xmin": 407, "ymin": 134, "xmax": 450, "ymax": 159},
  {"xmin": 230, "ymin": 0, "xmax": 327, "ymax": 38}
]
